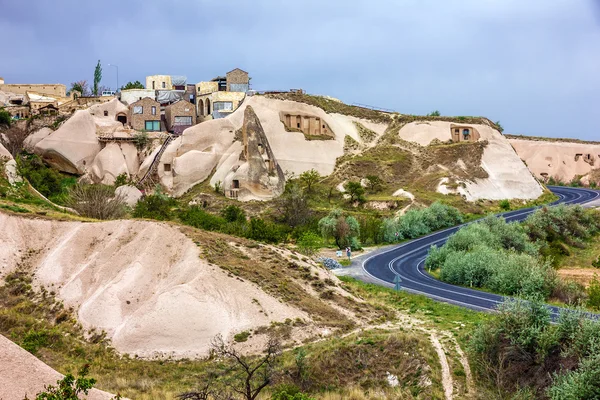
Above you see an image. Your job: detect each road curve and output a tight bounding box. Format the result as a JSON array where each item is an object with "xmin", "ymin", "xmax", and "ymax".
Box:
[{"xmin": 362, "ymin": 186, "xmax": 600, "ymax": 315}]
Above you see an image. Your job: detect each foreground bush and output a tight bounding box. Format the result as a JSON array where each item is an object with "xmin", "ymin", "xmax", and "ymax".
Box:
[
  {"xmin": 381, "ymin": 202, "xmax": 463, "ymax": 242},
  {"xmin": 469, "ymin": 300, "xmax": 600, "ymax": 398},
  {"xmin": 67, "ymin": 184, "xmax": 126, "ymax": 220},
  {"xmin": 16, "ymin": 153, "xmax": 75, "ymax": 203}
]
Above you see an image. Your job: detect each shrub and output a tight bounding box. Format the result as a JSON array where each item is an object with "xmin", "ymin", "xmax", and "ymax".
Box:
[
  {"xmin": 233, "ymin": 331, "xmax": 250, "ymax": 343},
  {"xmin": 427, "ymin": 110, "xmax": 441, "ymax": 117},
  {"xmin": 548, "ymin": 354, "xmax": 600, "ymax": 400},
  {"xmin": 297, "ymin": 231, "xmax": 322, "ymax": 256},
  {"xmin": 0, "ymin": 107, "xmax": 11, "ymax": 126},
  {"xmin": 221, "ymin": 204, "xmax": 246, "ymax": 223},
  {"xmin": 587, "ymin": 275, "xmax": 600, "ymax": 311},
  {"xmin": 133, "ymin": 193, "xmax": 175, "ymax": 220},
  {"xmin": 364, "ymin": 175, "xmax": 383, "ymax": 193},
  {"xmin": 272, "ymin": 385, "xmax": 315, "ymax": 400},
  {"xmin": 499, "ymin": 199, "xmax": 510, "ymax": 211},
  {"xmin": 33, "ymin": 364, "xmax": 99, "ymax": 400},
  {"xmin": 133, "ymin": 131, "xmax": 150, "ymax": 151},
  {"xmin": 247, "ymin": 218, "xmax": 284, "ymax": 244},
  {"xmin": 551, "ymin": 280, "xmax": 587, "ymax": 306},
  {"xmin": 113, "ymin": 173, "xmax": 129, "ymax": 188},
  {"xmin": 592, "ymin": 256, "xmax": 600, "ymax": 268},
  {"xmin": 179, "ymin": 206, "xmax": 226, "ymax": 231},
  {"xmin": 16, "ymin": 153, "xmax": 74, "ymax": 203},
  {"xmin": 67, "ymin": 184, "xmax": 126, "ymax": 220}
]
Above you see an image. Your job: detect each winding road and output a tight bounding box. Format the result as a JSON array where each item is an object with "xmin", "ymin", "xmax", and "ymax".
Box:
[{"xmin": 362, "ymin": 186, "xmax": 600, "ymax": 315}]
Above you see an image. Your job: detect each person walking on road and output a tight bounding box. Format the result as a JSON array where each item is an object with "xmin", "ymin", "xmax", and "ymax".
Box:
[{"xmin": 346, "ymin": 246, "xmax": 351, "ymax": 262}]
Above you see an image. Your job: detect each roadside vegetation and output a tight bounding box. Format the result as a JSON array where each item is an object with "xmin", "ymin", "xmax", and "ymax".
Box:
[
  {"xmin": 426, "ymin": 205, "xmax": 600, "ymax": 309},
  {"xmin": 469, "ymin": 300, "xmax": 600, "ymax": 399}
]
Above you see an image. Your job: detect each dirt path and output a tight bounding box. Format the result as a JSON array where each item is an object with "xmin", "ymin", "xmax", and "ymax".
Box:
[{"xmin": 430, "ymin": 333, "xmax": 454, "ymax": 400}]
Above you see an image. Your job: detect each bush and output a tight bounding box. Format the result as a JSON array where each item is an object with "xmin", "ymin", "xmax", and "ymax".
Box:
[
  {"xmin": 67, "ymin": 184, "xmax": 126, "ymax": 220},
  {"xmin": 382, "ymin": 202, "xmax": 463, "ymax": 242},
  {"xmin": 16, "ymin": 153, "xmax": 75, "ymax": 203},
  {"xmin": 297, "ymin": 231, "xmax": 322, "ymax": 256},
  {"xmin": 0, "ymin": 107, "xmax": 11, "ymax": 126},
  {"xmin": 247, "ymin": 218, "xmax": 284, "ymax": 244},
  {"xmin": 592, "ymin": 256, "xmax": 600, "ymax": 268},
  {"xmin": 179, "ymin": 206, "xmax": 226, "ymax": 231},
  {"xmin": 272, "ymin": 385, "xmax": 315, "ymax": 400},
  {"xmin": 499, "ymin": 199, "xmax": 511, "ymax": 211},
  {"xmin": 33, "ymin": 364, "xmax": 99, "ymax": 400},
  {"xmin": 133, "ymin": 193, "xmax": 175, "ymax": 220},
  {"xmin": 524, "ymin": 205, "xmax": 600, "ymax": 246},
  {"xmin": 133, "ymin": 131, "xmax": 150, "ymax": 151},
  {"xmin": 548, "ymin": 354, "xmax": 600, "ymax": 400},
  {"xmin": 587, "ymin": 275, "xmax": 600, "ymax": 311},
  {"xmin": 221, "ymin": 204, "xmax": 246, "ymax": 223},
  {"xmin": 113, "ymin": 173, "xmax": 129, "ymax": 188}
]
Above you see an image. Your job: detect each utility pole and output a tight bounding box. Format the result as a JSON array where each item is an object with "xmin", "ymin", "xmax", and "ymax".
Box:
[
  {"xmin": 107, "ymin": 63, "xmax": 119, "ymax": 92},
  {"xmin": 393, "ymin": 274, "xmax": 402, "ymax": 291}
]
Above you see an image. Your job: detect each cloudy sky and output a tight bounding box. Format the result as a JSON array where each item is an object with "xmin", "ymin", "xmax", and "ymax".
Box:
[{"xmin": 1, "ymin": 0, "xmax": 599, "ymax": 139}]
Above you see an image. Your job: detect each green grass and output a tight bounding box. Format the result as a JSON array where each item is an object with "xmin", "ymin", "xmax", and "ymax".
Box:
[{"xmin": 337, "ymin": 276, "xmax": 486, "ymax": 331}]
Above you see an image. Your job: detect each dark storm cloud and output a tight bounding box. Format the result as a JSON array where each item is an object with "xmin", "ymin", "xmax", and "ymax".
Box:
[{"xmin": 0, "ymin": 0, "xmax": 598, "ymax": 139}]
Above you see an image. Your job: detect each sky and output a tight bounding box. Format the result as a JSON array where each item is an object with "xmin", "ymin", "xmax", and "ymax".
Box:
[{"xmin": 1, "ymin": 0, "xmax": 599, "ymax": 139}]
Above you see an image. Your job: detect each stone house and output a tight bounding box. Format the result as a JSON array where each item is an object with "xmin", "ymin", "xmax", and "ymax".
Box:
[
  {"xmin": 146, "ymin": 75, "xmax": 172, "ymax": 90},
  {"xmin": 450, "ymin": 124, "xmax": 480, "ymax": 142},
  {"xmin": 165, "ymin": 100, "xmax": 196, "ymax": 134},
  {"xmin": 195, "ymin": 68, "xmax": 249, "ymax": 119},
  {"xmin": 129, "ymin": 97, "xmax": 161, "ymax": 132}
]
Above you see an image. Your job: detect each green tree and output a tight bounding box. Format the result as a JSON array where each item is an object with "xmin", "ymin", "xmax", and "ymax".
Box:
[
  {"xmin": 299, "ymin": 169, "xmax": 320, "ymax": 193},
  {"xmin": 344, "ymin": 181, "xmax": 365, "ymax": 203},
  {"xmin": 364, "ymin": 175, "xmax": 383, "ymax": 193},
  {"xmin": 93, "ymin": 60, "xmax": 102, "ymax": 96},
  {"xmin": 318, "ymin": 209, "xmax": 360, "ymax": 249},
  {"xmin": 427, "ymin": 110, "xmax": 441, "ymax": 117},
  {"xmin": 121, "ymin": 80, "xmax": 144, "ymax": 90},
  {"xmin": 276, "ymin": 183, "xmax": 312, "ymax": 228},
  {"xmin": 69, "ymin": 80, "xmax": 89, "ymax": 97}
]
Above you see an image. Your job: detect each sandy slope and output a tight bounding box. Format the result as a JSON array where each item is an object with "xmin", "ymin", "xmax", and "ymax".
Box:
[
  {"xmin": 509, "ymin": 138, "xmax": 600, "ymax": 183},
  {"xmin": 0, "ymin": 334, "xmax": 115, "ymax": 400},
  {"xmin": 0, "ymin": 213, "xmax": 305, "ymax": 358}
]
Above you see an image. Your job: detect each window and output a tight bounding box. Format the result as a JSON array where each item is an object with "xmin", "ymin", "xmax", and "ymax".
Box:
[
  {"xmin": 454, "ymin": 128, "xmax": 459, "ymax": 133},
  {"xmin": 145, "ymin": 120, "xmax": 160, "ymax": 131},
  {"xmin": 232, "ymin": 179, "xmax": 240, "ymax": 189},
  {"xmin": 213, "ymin": 101, "xmax": 233, "ymax": 111},
  {"xmin": 164, "ymin": 164, "xmax": 171, "ymax": 172},
  {"xmin": 174, "ymin": 116, "xmax": 192, "ymax": 125},
  {"xmin": 152, "ymin": 81, "xmax": 155, "ymax": 89},
  {"xmin": 162, "ymin": 82, "xmax": 166, "ymax": 89},
  {"xmin": 103, "ymin": 110, "xmax": 108, "ymax": 116},
  {"xmin": 133, "ymin": 106, "xmax": 143, "ymax": 114},
  {"xmin": 151, "ymin": 106, "xmax": 156, "ymax": 115},
  {"xmin": 323, "ymin": 125, "xmax": 325, "ymax": 129}
]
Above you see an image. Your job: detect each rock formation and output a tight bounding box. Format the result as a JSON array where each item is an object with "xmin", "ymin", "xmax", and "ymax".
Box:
[
  {"xmin": 34, "ymin": 110, "xmax": 101, "ymax": 174},
  {"xmin": 219, "ymin": 105, "xmax": 286, "ymax": 201}
]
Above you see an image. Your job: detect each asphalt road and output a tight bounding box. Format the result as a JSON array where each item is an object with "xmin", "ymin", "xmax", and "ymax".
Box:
[{"xmin": 362, "ymin": 186, "xmax": 600, "ymax": 316}]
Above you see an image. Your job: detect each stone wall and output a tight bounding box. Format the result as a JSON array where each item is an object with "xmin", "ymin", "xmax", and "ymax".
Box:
[
  {"xmin": 279, "ymin": 112, "xmax": 333, "ymax": 138},
  {"xmin": 120, "ymin": 89, "xmax": 156, "ymax": 105},
  {"xmin": 0, "ymin": 83, "xmax": 66, "ymax": 97}
]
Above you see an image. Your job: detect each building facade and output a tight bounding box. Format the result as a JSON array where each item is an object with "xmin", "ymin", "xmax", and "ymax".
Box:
[
  {"xmin": 145, "ymin": 75, "xmax": 172, "ymax": 91},
  {"xmin": 120, "ymin": 89, "xmax": 156, "ymax": 105},
  {"xmin": 226, "ymin": 68, "xmax": 249, "ymax": 92},
  {"xmin": 165, "ymin": 100, "xmax": 196, "ymax": 134},
  {"xmin": 195, "ymin": 68, "xmax": 249, "ymax": 119},
  {"xmin": 129, "ymin": 97, "xmax": 161, "ymax": 131}
]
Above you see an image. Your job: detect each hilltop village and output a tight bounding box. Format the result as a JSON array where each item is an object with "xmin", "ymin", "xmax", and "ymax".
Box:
[{"xmin": 1, "ymin": 69, "xmax": 600, "ymax": 400}]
